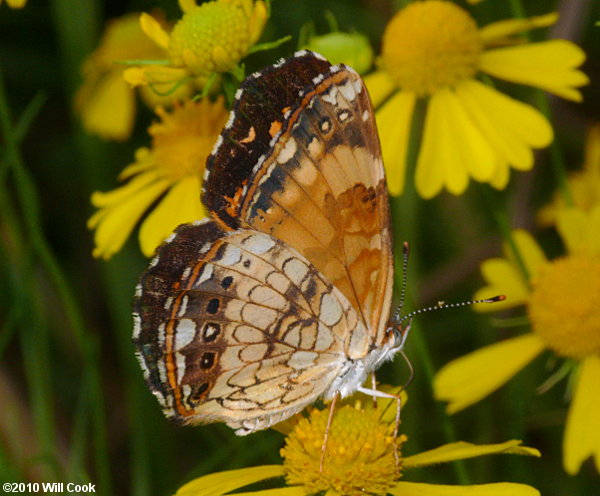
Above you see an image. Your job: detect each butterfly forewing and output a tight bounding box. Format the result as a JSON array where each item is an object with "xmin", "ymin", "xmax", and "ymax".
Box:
[{"xmin": 204, "ymin": 51, "xmax": 393, "ymax": 346}]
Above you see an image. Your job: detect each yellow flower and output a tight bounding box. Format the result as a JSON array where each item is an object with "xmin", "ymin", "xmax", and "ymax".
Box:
[
  {"xmin": 123, "ymin": 0, "xmax": 267, "ymax": 94},
  {"xmin": 538, "ymin": 124, "xmax": 600, "ymax": 226},
  {"xmin": 0, "ymin": 0, "xmax": 26, "ymax": 8},
  {"xmin": 365, "ymin": 1, "xmax": 588, "ymax": 199},
  {"xmin": 434, "ymin": 205, "xmax": 600, "ymax": 474},
  {"xmin": 174, "ymin": 399, "xmax": 540, "ymax": 496},
  {"xmin": 74, "ymin": 12, "xmax": 193, "ymax": 141},
  {"xmin": 88, "ymin": 98, "xmax": 228, "ymax": 259}
]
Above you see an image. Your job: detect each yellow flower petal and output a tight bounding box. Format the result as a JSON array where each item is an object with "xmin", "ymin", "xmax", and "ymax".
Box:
[
  {"xmin": 140, "ymin": 12, "xmax": 170, "ymax": 50},
  {"xmin": 233, "ymin": 488, "xmax": 307, "ymax": 496},
  {"xmin": 510, "ymin": 228, "xmax": 549, "ymax": 277},
  {"xmin": 479, "ymin": 12, "xmax": 558, "ymax": 45},
  {"xmin": 480, "ymin": 41, "xmax": 588, "ymax": 102},
  {"xmin": 390, "ymin": 481, "xmax": 540, "ymax": 496},
  {"xmin": 90, "ymin": 171, "xmax": 158, "ymax": 208},
  {"xmin": 416, "ymin": 88, "xmax": 497, "ymax": 198},
  {"xmin": 123, "ymin": 65, "xmax": 188, "ymax": 88},
  {"xmin": 434, "ymin": 334, "xmax": 546, "ymax": 413},
  {"xmin": 138, "ymin": 175, "xmax": 207, "ymax": 257},
  {"xmin": 6, "ymin": 0, "xmax": 27, "ymax": 8},
  {"xmin": 178, "ymin": 0, "xmax": 197, "ymax": 14},
  {"xmin": 474, "ymin": 258, "xmax": 530, "ymax": 311},
  {"xmin": 488, "ymin": 161, "xmax": 510, "ymax": 190},
  {"xmin": 456, "ymin": 80, "xmax": 553, "ymax": 170},
  {"xmin": 364, "ymin": 70, "xmax": 397, "ymax": 108},
  {"xmin": 248, "ymin": 0, "xmax": 268, "ymax": 46},
  {"xmin": 175, "ymin": 465, "xmax": 284, "ymax": 496},
  {"xmin": 88, "ymin": 178, "xmax": 171, "ymax": 259},
  {"xmin": 563, "ymin": 355, "xmax": 600, "ymax": 474},
  {"xmin": 377, "ymin": 91, "xmax": 416, "ymax": 196},
  {"xmin": 77, "ymin": 70, "xmax": 134, "ymax": 141},
  {"xmin": 557, "ymin": 205, "xmax": 600, "ymax": 257},
  {"xmin": 404, "ymin": 440, "xmax": 540, "ymax": 468}
]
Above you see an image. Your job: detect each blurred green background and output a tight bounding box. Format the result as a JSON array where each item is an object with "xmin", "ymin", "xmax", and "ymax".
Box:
[{"xmin": 1, "ymin": 0, "xmax": 598, "ymax": 495}]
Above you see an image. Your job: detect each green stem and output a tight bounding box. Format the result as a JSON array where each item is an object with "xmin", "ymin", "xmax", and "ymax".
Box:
[
  {"xmin": 391, "ymin": 99, "xmax": 470, "ymax": 484},
  {"xmin": 0, "ymin": 71, "xmax": 112, "ymax": 494}
]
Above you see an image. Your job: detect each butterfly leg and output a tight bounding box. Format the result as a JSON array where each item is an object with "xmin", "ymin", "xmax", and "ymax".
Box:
[
  {"xmin": 370, "ymin": 373, "xmax": 378, "ymax": 408},
  {"xmin": 320, "ymin": 390, "xmax": 340, "ymax": 472},
  {"xmin": 355, "ymin": 386, "xmax": 403, "ymax": 468}
]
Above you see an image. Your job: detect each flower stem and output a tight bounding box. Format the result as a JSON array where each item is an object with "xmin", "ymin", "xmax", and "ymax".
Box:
[{"xmin": 391, "ymin": 99, "xmax": 470, "ymax": 485}]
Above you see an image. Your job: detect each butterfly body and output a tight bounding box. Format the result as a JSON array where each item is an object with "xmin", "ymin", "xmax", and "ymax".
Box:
[{"xmin": 134, "ymin": 51, "xmax": 397, "ymax": 435}]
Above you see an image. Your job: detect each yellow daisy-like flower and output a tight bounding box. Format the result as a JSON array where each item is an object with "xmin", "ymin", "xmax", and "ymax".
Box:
[
  {"xmin": 174, "ymin": 400, "xmax": 540, "ymax": 496},
  {"xmin": 123, "ymin": 0, "xmax": 267, "ymax": 94},
  {"xmin": 538, "ymin": 124, "xmax": 600, "ymax": 226},
  {"xmin": 88, "ymin": 97, "xmax": 228, "ymax": 259},
  {"xmin": 365, "ymin": 1, "xmax": 588, "ymax": 199},
  {"xmin": 74, "ymin": 12, "xmax": 193, "ymax": 141},
  {"xmin": 434, "ymin": 205, "xmax": 600, "ymax": 474}
]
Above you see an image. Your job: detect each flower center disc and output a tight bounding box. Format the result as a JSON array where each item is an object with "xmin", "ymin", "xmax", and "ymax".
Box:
[
  {"xmin": 169, "ymin": 1, "xmax": 251, "ymax": 75},
  {"xmin": 381, "ymin": 0, "xmax": 482, "ymax": 96},
  {"xmin": 281, "ymin": 405, "xmax": 403, "ymax": 496},
  {"xmin": 528, "ymin": 255, "xmax": 600, "ymax": 358}
]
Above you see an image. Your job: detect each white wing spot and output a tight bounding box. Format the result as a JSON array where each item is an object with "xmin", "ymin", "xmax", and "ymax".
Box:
[
  {"xmin": 277, "ymin": 137, "xmax": 297, "ymax": 164},
  {"xmin": 242, "ymin": 233, "xmax": 276, "ymax": 255},
  {"xmin": 319, "ymin": 292, "xmax": 343, "ymax": 326},
  {"xmin": 175, "ymin": 318, "xmax": 196, "ymax": 350}
]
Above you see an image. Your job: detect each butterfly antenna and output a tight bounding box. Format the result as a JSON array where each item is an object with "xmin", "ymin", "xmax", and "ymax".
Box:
[
  {"xmin": 397, "ymin": 294, "xmax": 506, "ymax": 324},
  {"xmin": 391, "ymin": 242, "xmax": 410, "ymax": 324}
]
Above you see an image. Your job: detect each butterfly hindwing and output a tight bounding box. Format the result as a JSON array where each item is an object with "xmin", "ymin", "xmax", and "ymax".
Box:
[{"xmin": 133, "ymin": 220, "xmax": 371, "ymax": 433}]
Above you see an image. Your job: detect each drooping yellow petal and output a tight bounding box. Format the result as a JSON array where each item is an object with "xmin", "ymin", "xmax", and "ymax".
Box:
[
  {"xmin": 175, "ymin": 465, "xmax": 284, "ymax": 496},
  {"xmin": 404, "ymin": 440, "xmax": 540, "ymax": 468},
  {"xmin": 434, "ymin": 334, "xmax": 546, "ymax": 413},
  {"xmin": 389, "ymin": 481, "xmax": 540, "ymax": 496},
  {"xmin": 415, "ymin": 88, "xmax": 497, "ymax": 198},
  {"xmin": 364, "ymin": 70, "xmax": 397, "ymax": 108},
  {"xmin": 480, "ymin": 41, "xmax": 588, "ymax": 102},
  {"xmin": 376, "ymin": 90, "xmax": 416, "ymax": 196},
  {"xmin": 488, "ymin": 161, "xmax": 510, "ymax": 190},
  {"xmin": 138, "ymin": 175, "xmax": 207, "ymax": 257},
  {"xmin": 563, "ymin": 355, "xmax": 600, "ymax": 475},
  {"xmin": 473, "ymin": 258, "xmax": 530, "ymax": 311},
  {"xmin": 456, "ymin": 80, "xmax": 553, "ymax": 170},
  {"xmin": 88, "ymin": 177, "xmax": 171, "ymax": 259},
  {"xmin": 248, "ymin": 0, "xmax": 268, "ymax": 46},
  {"xmin": 509, "ymin": 229, "xmax": 549, "ymax": 278},
  {"xmin": 140, "ymin": 12, "xmax": 170, "ymax": 50},
  {"xmin": 557, "ymin": 204, "xmax": 600, "ymax": 257},
  {"xmin": 479, "ymin": 12, "xmax": 558, "ymax": 45},
  {"xmin": 77, "ymin": 70, "xmax": 135, "ymax": 141},
  {"xmin": 178, "ymin": 0, "xmax": 197, "ymax": 13}
]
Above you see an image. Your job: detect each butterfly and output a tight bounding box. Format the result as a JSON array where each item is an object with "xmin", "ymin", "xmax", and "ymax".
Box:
[{"xmin": 133, "ymin": 51, "xmax": 406, "ymax": 435}]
